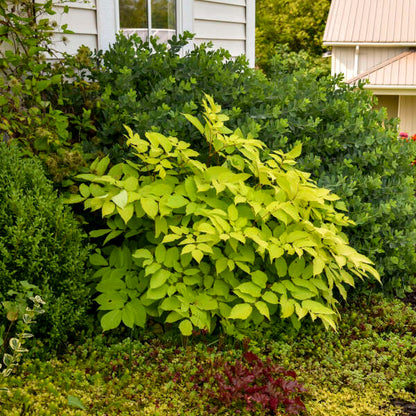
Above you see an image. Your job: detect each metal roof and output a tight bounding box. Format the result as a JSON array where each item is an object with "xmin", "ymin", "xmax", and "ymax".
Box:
[
  {"xmin": 324, "ymin": 0, "xmax": 416, "ymax": 45},
  {"xmin": 346, "ymin": 48, "xmax": 416, "ymax": 86}
]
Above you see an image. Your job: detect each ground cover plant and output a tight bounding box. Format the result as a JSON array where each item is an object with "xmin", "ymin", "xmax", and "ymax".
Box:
[
  {"xmin": 1, "ymin": 294, "xmax": 415, "ymax": 415},
  {"xmin": 72, "ymin": 97, "xmax": 379, "ymax": 337},
  {"xmin": 0, "ymin": 143, "xmax": 92, "ymax": 350}
]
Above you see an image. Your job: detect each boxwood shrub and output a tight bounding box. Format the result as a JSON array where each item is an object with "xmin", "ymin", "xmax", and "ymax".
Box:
[{"xmin": 0, "ymin": 143, "xmax": 92, "ymax": 349}]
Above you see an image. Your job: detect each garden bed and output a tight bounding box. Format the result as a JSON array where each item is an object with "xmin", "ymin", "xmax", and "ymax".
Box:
[{"xmin": 2, "ymin": 294, "xmax": 416, "ymax": 415}]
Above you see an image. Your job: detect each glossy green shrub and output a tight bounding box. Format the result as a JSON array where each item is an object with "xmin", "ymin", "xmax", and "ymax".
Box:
[
  {"xmin": 69, "ymin": 37, "xmax": 416, "ymax": 294},
  {"xmin": 0, "ymin": 144, "xmax": 91, "ymax": 349},
  {"xmin": 263, "ymin": 53, "xmax": 416, "ymax": 294},
  {"xmin": 74, "ymin": 32, "xmax": 265, "ymax": 161},
  {"xmin": 73, "ymin": 97, "xmax": 378, "ymax": 336}
]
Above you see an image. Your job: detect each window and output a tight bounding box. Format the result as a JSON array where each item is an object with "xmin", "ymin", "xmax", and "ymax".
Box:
[{"xmin": 119, "ymin": 0, "xmax": 176, "ymax": 43}]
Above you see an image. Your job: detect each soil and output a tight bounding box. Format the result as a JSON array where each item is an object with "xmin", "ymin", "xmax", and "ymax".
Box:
[
  {"xmin": 403, "ymin": 290, "xmax": 416, "ymax": 310},
  {"xmin": 391, "ymin": 399, "xmax": 416, "ymax": 416},
  {"xmin": 390, "ymin": 291, "xmax": 416, "ymax": 416}
]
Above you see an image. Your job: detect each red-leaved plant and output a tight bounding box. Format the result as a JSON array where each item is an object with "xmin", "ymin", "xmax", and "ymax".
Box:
[{"xmin": 190, "ymin": 346, "xmax": 307, "ymax": 415}]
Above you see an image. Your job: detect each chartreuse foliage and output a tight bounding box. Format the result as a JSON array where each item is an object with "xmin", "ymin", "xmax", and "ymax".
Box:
[{"xmin": 73, "ymin": 96, "xmax": 379, "ymax": 336}]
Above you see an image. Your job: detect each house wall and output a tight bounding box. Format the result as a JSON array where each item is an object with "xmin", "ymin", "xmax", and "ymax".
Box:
[
  {"xmin": 98, "ymin": 0, "xmax": 255, "ymax": 65},
  {"xmin": 331, "ymin": 46, "xmax": 405, "ymax": 81},
  {"xmin": 399, "ymin": 96, "xmax": 416, "ymax": 135},
  {"xmin": 331, "ymin": 47, "xmax": 355, "ymax": 80},
  {"xmin": 193, "ymin": 0, "xmax": 249, "ymax": 59},
  {"xmin": 49, "ymin": 1, "xmax": 98, "ymax": 55},
  {"xmin": 1, "ymin": 1, "xmax": 255, "ymax": 65}
]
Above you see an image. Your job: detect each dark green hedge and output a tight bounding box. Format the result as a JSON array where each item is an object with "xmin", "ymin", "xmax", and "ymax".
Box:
[{"xmin": 0, "ymin": 143, "xmax": 92, "ymax": 348}]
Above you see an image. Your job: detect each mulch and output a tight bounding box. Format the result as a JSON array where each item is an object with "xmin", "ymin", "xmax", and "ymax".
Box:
[
  {"xmin": 391, "ymin": 399, "xmax": 416, "ymax": 416},
  {"xmin": 389, "ymin": 290, "xmax": 416, "ymax": 416}
]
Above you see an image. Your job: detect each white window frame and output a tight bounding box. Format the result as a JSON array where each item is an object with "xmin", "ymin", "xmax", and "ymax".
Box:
[{"xmin": 96, "ymin": 0, "xmax": 193, "ymax": 51}]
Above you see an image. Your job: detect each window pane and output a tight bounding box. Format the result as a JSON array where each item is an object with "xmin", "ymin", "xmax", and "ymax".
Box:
[
  {"xmin": 119, "ymin": 0, "xmax": 147, "ymax": 29},
  {"xmin": 152, "ymin": 0, "xmax": 175, "ymax": 29}
]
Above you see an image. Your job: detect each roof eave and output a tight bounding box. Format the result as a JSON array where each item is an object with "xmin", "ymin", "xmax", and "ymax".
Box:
[
  {"xmin": 323, "ymin": 42, "xmax": 416, "ymax": 47},
  {"xmin": 360, "ymin": 85, "xmax": 416, "ymax": 96}
]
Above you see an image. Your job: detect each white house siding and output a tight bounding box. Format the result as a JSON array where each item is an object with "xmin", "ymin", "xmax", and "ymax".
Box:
[
  {"xmin": 49, "ymin": 1, "xmax": 98, "ymax": 55},
  {"xmin": 193, "ymin": 0, "xmax": 252, "ymax": 63},
  {"xmin": 331, "ymin": 47, "xmax": 355, "ymax": 80},
  {"xmin": 358, "ymin": 47, "xmax": 405, "ymax": 74},
  {"xmin": 399, "ymin": 96, "xmax": 416, "ymax": 135},
  {"xmin": 31, "ymin": 0, "xmax": 255, "ymax": 66}
]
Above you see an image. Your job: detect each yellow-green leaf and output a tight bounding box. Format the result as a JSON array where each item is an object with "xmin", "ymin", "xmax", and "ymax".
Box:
[
  {"xmin": 229, "ymin": 303, "xmax": 253, "ymax": 320},
  {"xmin": 255, "ymin": 301, "xmax": 270, "ymax": 319},
  {"xmin": 179, "ymin": 319, "xmax": 193, "ymax": 336}
]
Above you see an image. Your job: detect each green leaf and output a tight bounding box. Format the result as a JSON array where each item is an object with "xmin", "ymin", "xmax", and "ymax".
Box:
[
  {"xmin": 192, "ymin": 249, "xmax": 204, "ymax": 263},
  {"xmin": 216, "ymin": 257, "xmax": 228, "ymax": 274},
  {"xmin": 290, "ymin": 287, "xmax": 315, "ymax": 300},
  {"xmin": 286, "ymin": 142, "xmax": 302, "ymax": 159},
  {"xmin": 229, "ymin": 303, "xmax": 253, "ymax": 320},
  {"xmin": 79, "ymin": 183, "xmax": 90, "ymax": 198},
  {"xmin": 179, "ymin": 319, "xmax": 193, "ymax": 336},
  {"xmin": 159, "ymin": 296, "xmax": 181, "ymax": 311},
  {"xmin": 37, "ymin": 79, "xmax": 51, "ymax": 92},
  {"xmin": 64, "ymin": 194, "xmax": 85, "ymax": 204},
  {"xmin": 117, "ymin": 204, "xmax": 134, "ymax": 223},
  {"xmin": 280, "ymin": 295, "xmax": 295, "ymax": 318},
  {"xmin": 183, "ymin": 113, "xmax": 204, "ymax": 134},
  {"xmin": 96, "ymin": 278, "xmax": 126, "ymax": 292},
  {"xmin": 227, "ymin": 204, "xmax": 239, "ymax": 221},
  {"xmin": 3, "ymin": 353, "xmax": 12, "ymax": 367},
  {"xmin": 67, "ymin": 395, "xmax": 85, "ymax": 410},
  {"xmin": 155, "ymin": 216, "xmax": 168, "ymax": 237},
  {"xmin": 146, "ymin": 284, "xmax": 168, "ymax": 300},
  {"xmin": 302, "ymin": 300, "xmax": 336, "ymax": 315},
  {"xmin": 141, "ymin": 198, "xmax": 159, "ymax": 218},
  {"xmin": 275, "ymin": 257, "xmax": 287, "ymax": 277},
  {"xmin": 130, "ymin": 299, "xmax": 146, "ymax": 327},
  {"xmin": 121, "ymin": 304, "xmax": 135, "ymax": 328},
  {"xmin": 269, "ymin": 244, "xmax": 284, "ymax": 261},
  {"xmin": 101, "ymin": 309, "xmax": 122, "ymax": 331},
  {"xmin": 251, "ymin": 270, "xmax": 268, "ymax": 288},
  {"xmin": 262, "ymin": 291, "xmax": 279, "ymax": 304},
  {"xmin": 132, "ymin": 249, "xmax": 153, "ymax": 260},
  {"xmin": 103, "ymin": 230, "xmax": 123, "ymax": 245},
  {"xmin": 235, "ymin": 282, "xmax": 262, "ymax": 298},
  {"xmin": 96, "ymin": 292, "xmax": 126, "ymax": 310},
  {"xmin": 313, "ymin": 257, "xmax": 325, "ymax": 276},
  {"xmin": 288, "ymin": 257, "xmax": 305, "ymax": 278},
  {"xmin": 271, "ymin": 282, "xmax": 286, "ymax": 294},
  {"xmin": 213, "ymin": 280, "xmax": 230, "ymax": 296},
  {"xmin": 195, "ymin": 293, "xmax": 218, "ymax": 310},
  {"xmin": 112, "ymin": 190, "xmax": 129, "ymax": 209},
  {"xmin": 255, "ymin": 301, "xmax": 270, "ymax": 319},
  {"xmin": 155, "ymin": 245, "xmax": 166, "ymax": 264},
  {"xmin": 124, "ymin": 176, "xmax": 138, "ymax": 191},
  {"xmin": 95, "ymin": 156, "xmax": 110, "ymax": 175},
  {"xmin": 167, "ymin": 194, "xmax": 188, "ymax": 209},
  {"xmin": 150, "ymin": 269, "xmax": 171, "ymax": 289},
  {"xmin": 90, "ymin": 253, "xmax": 108, "ymax": 266},
  {"xmin": 90, "ymin": 229, "xmax": 110, "ymax": 238}
]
